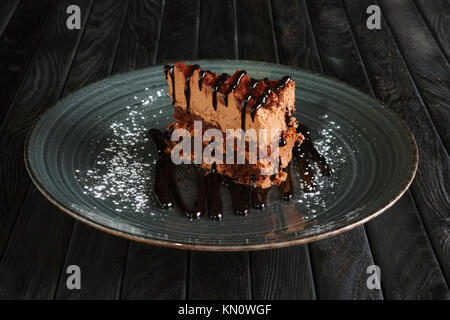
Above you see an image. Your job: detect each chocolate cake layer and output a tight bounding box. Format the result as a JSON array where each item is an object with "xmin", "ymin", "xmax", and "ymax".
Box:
[{"xmin": 163, "ymin": 62, "xmax": 304, "ymax": 189}]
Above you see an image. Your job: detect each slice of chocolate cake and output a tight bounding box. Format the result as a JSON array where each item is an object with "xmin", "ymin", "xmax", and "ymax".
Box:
[{"xmin": 163, "ymin": 62, "xmax": 304, "ymax": 189}]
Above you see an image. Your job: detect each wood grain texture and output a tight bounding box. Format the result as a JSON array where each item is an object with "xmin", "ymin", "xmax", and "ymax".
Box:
[
  {"xmin": 343, "ymin": 0, "xmax": 449, "ymax": 299},
  {"xmin": 0, "ymin": 0, "xmax": 19, "ymax": 37},
  {"xmin": 114, "ymin": 0, "xmax": 163, "ymax": 73},
  {"xmin": 365, "ymin": 193, "xmax": 449, "ymax": 299},
  {"xmin": 156, "ymin": 0, "xmax": 199, "ymax": 63},
  {"xmin": 306, "ymin": 0, "xmax": 372, "ymax": 94},
  {"xmin": 414, "ymin": 0, "xmax": 450, "ymax": 63},
  {"xmin": 302, "ymin": 0, "xmax": 381, "ymax": 299},
  {"xmin": 114, "ymin": 0, "xmax": 191, "ymax": 300},
  {"xmin": 343, "ymin": 0, "xmax": 450, "ymax": 286},
  {"xmin": 0, "ymin": 0, "xmax": 132, "ymax": 300},
  {"xmin": 379, "ymin": 0, "xmax": 450, "ymax": 151},
  {"xmin": 187, "ymin": 0, "xmax": 253, "ymax": 300},
  {"xmin": 236, "ymin": 0, "xmax": 277, "ymax": 62},
  {"xmin": 190, "ymin": 252, "xmax": 251, "ymax": 299},
  {"xmin": 0, "ymin": 188, "xmax": 74, "ymax": 299},
  {"xmin": 0, "ymin": 0, "xmax": 93, "ymax": 267},
  {"xmin": 47, "ymin": 0, "xmax": 132, "ymax": 299},
  {"xmin": 121, "ymin": 245, "xmax": 187, "ymax": 299},
  {"xmin": 309, "ymin": 230, "xmax": 382, "ymax": 299},
  {"xmin": 0, "ymin": 0, "xmax": 56, "ymax": 124},
  {"xmin": 62, "ymin": 0, "xmax": 129, "ymax": 95},
  {"xmin": 54, "ymin": 223, "xmax": 129, "ymax": 299},
  {"xmin": 251, "ymin": 246, "xmax": 316, "ymax": 299},
  {"xmin": 198, "ymin": 0, "xmax": 236, "ymax": 59},
  {"xmin": 271, "ymin": 0, "xmax": 321, "ymax": 73}
]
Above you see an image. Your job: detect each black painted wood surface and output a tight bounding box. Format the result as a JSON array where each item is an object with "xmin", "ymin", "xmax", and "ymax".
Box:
[{"xmin": 0, "ymin": 0, "xmax": 448, "ymax": 300}]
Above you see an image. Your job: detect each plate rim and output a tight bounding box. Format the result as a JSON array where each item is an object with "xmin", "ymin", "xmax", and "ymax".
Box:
[{"xmin": 24, "ymin": 59, "xmax": 419, "ymax": 251}]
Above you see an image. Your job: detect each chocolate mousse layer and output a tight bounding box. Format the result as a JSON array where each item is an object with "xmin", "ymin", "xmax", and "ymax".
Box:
[{"xmin": 163, "ymin": 62, "xmax": 304, "ymax": 189}]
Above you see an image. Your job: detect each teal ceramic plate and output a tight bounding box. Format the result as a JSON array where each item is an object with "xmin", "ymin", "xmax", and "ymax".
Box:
[{"xmin": 25, "ymin": 60, "xmax": 418, "ymax": 251}]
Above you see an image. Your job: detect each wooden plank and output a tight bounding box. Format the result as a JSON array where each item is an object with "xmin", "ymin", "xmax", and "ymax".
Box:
[
  {"xmin": 379, "ymin": 0, "xmax": 450, "ymax": 151},
  {"xmin": 237, "ymin": 0, "xmax": 277, "ymax": 62},
  {"xmin": 366, "ymin": 193, "xmax": 449, "ymax": 299},
  {"xmin": 0, "ymin": 0, "xmax": 56, "ymax": 124},
  {"xmin": 190, "ymin": 252, "xmax": 251, "ymax": 299},
  {"xmin": 251, "ymin": 246, "xmax": 316, "ymax": 299},
  {"xmin": 54, "ymin": 223, "xmax": 129, "ymax": 299},
  {"xmin": 60, "ymin": 0, "xmax": 130, "ymax": 95},
  {"xmin": 0, "ymin": 0, "xmax": 19, "ymax": 37},
  {"xmin": 121, "ymin": 244, "xmax": 187, "ymax": 299},
  {"xmin": 0, "ymin": 0, "xmax": 93, "ymax": 268},
  {"xmin": 119, "ymin": 0, "xmax": 193, "ymax": 300},
  {"xmin": 271, "ymin": 0, "xmax": 321, "ymax": 73},
  {"xmin": 289, "ymin": 0, "xmax": 380, "ymax": 299},
  {"xmin": 0, "ymin": 188, "xmax": 74, "ymax": 299},
  {"xmin": 0, "ymin": 1, "xmax": 94, "ymax": 299},
  {"xmin": 245, "ymin": 0, "xmax": 317, "ymax": 300},
  {"xmin": 114, "ymin": 0, "xmax": 164, "ymax": 73},
  {"xmin": 414, "ymin": 0, "xmax": 450, "ymax": 63},
  {"xmin": 198, "ymin": 0, "xmax": 236, "ymax": 59},
  {"xmin": 306, "ymin": 0, "xmax": 372, "ymax": 94},
  {"xmin": 51, "ymin": 1, "xmax": 132, "ymax": 299},
  {"xmin": 343, "ymin": 0, "xmax": 450, "ymax": 289},
  {"xmin": 156, "ymin": 0, "xmax": 199, "ymax": 63}
]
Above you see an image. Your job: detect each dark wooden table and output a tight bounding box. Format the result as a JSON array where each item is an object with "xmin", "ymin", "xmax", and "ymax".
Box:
[{"xmin": 0, "ymin": 0, "xmax": 448, "ymax": 300}]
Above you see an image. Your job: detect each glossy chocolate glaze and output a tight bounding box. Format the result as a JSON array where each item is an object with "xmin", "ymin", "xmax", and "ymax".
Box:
[
  {"xmin": 212, "ymin": 73, "xmax": 230, "ymax": 111},
  {"xmin": 228, "ymin": 180, "xmax": 250, "ymax": 216},
  {"xmin": 148, "ymin": 124, "xmax": 330, "ymax": 220},
  {"xmin": 164, "ymin": 65, "xmax": 176, "ymax": 105},
  {"xmin": 241, "ymin": 78, "xmax": 259, "ymax": 130},
  {"xmin": 279, "ymin": 135, "xmax": 287, "ymax": 147},
  {"xmin": 148, "ymin": 129, "xmax": 201, "ymax": 219},
  {"xmin": 164, "ymin": 65, "xmax": 292, "ymax": 129},
  {"xmin": 198, "ymin": 69, "xmax": 211, "ymax": 91},
  {"xmin": 184, "ymin": 64, "xmax": 200, "ymax": 113},
  {"xmin": 224, "ymin": 70, "xmax": 246, "ymax": 106}
]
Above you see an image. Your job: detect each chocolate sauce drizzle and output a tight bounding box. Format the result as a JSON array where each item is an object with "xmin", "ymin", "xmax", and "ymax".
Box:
[
  {"xmin": 184, "ymin": 64, "xmax": 200, "ymax": 113},
  {"xmin": 198, "ymin": 70, "xmax": 211, "ymax": 91},
  {"xmin": 164, "ymin": 65, "xmax": 292, "ymax": 129},
  {"xmin": 148, "ymin": 129, "xmax": 201, "ymax": 219},
  {"xmin": 149, "ymin": 124, "xmax": 331, "ymax": 220},
  {"xmin": 224, "ymin": 70, "xmax": 246, "ymax": 106},
  {"xmin": 212, "ymin": 73, "xmax": 230, "ymax": 111},
  {"xmin": 279, "ymin": 135, "xmax": 287, "ymax": 147},
  {"xmin": 241, "ymin": 78, "xmax": 259, "ymax": 130},
  {"xmin": 251, "ymin": 86, "xmax": 272, "ymax": 121},
  {"xmin": 163, "ymin": 65, "xmax": 176, "ymax": 105},
  {"xmin": 294, "ymin": 125, "xmax": 332, "ymax": 189}
]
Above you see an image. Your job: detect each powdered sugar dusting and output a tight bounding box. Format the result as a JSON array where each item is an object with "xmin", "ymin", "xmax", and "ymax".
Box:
[
  {"xmin": 292, "ymin": 118, "xmax": 345, "ymax": 219},
  {"xmin": 75, "ymin": 89, "xmax": 166, "ymax": 214}
]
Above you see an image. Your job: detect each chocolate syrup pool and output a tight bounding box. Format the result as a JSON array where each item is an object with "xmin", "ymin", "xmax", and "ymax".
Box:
[{"xmin": 149, "ymin": 125, "xmax": 331, "ymax": 221}]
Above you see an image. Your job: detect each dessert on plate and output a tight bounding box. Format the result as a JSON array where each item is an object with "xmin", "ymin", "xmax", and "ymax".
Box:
[
  {"xmin": 163, "ymin": 62, "xmax": 304, "ymax": 189},
  {"xmin": 149, "ymin": 62, "xmax": 330, "ymax": 220}
]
